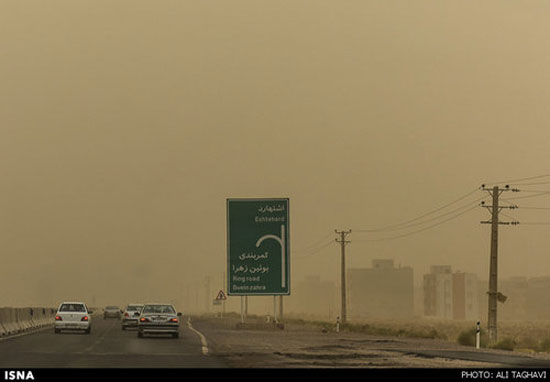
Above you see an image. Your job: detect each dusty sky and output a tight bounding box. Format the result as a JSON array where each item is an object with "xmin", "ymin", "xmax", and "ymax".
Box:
[{"xmin": 1, "ymin": 0, "xmax": 550, "ymax": 307}]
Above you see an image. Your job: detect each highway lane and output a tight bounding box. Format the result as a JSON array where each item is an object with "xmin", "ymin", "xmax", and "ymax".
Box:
[{"xmin": 0, "ymin": 316, "xmax": 227, "ymax": 368}]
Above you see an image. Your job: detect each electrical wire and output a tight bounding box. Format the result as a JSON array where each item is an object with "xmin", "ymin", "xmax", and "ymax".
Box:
[
  {"xmin": 499, "ymin": 212, "xmax": 519, "ymax": 222},
  {"xmin": 292, "ymin": 233, "xmax": 333, "ymax": 253},
  {"xmin": 503, "ymin": 192, "xmax": 550, "ymax": 201},
  {"xmin": 508, "ymin": 181, "xmax": 550, "ymax": 186},
  {"xmin": 353, "ymin": 188, "xmax": 481, "ymax": 233},
  {"xmin": 354, "ymin": 205, "xmax": 478, "ymax": 243},
  {"xmin": 294, "ymin": 240, "xmax": 335, "ymax": 259},
  {"xmin": 294, "ymin": 239, "xmax": 334, "ymax": 255},
  {"xmin": 295, "ymin": 176, "xmax": 550, "ymax": 257},
  {"xmin": 486, "ymin": 174, "xmax": 550, "ymax": 185},
  {"xmin": 355, "ymin": 196, "xmax": 486, "ymax": 234}
]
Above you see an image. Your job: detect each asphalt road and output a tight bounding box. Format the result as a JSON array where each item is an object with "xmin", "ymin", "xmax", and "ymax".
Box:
[
  {"xmin": 0, "ymin": 316, "xmax": 227, "ymax": 368},
  {"xmin": 3, "ymin": 315, "xmax": 550, "ymax": 369}
]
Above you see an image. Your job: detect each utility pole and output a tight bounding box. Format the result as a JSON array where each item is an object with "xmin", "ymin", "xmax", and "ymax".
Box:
[
  {"xmin": 335, "ymin": 229, "xmax": 352, "ymax": 323},
  {"xmin": 480, "ymin": 184, "xmax": 519, "ymax": 343},
  {"xmin": 205, "ymin": 276, "xmax": 211, "ymax": 313}
]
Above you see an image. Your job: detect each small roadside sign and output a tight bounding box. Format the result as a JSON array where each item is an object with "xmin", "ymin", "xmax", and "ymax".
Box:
[{"xmin": 216, "ymin": 290, "xmax": 227, "ymax": 301}]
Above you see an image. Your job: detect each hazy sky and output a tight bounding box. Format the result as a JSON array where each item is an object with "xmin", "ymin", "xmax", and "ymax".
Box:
[{"xmin": 2, "ymin": 0, "xmax": 550, "ymax": 307}]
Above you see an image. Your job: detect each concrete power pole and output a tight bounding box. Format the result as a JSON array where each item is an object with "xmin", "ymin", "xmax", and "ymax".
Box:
[
  {"xmin": 481, "ymin": 184, "xmax": 519, "ymax": 343},
  {"xmin": 335, "ymin": 230, "xmax": 351, "ymax": 323},
  {"xmin": 205, "ymin": 276, "xmax": 211, "ymax": 313}
]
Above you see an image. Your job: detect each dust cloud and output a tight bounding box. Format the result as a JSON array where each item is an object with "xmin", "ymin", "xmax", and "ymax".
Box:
[{"xmin": 1, "ymin": 1, "xmax": 550, "ymax": 318}]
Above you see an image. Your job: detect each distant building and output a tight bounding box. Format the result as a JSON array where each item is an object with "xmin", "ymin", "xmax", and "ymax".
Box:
[
  {"xmin": 452, "ymin": 272, "xmax": 479, "ymax": 321},
  {"xmin": 348, "ymin": 259, "xmax": 414, "ymax": 319},
  {"xmin": 424, "ymin": 265, "xmax": 453, "ymax": 319},
  {"xmin": 413, "ymin": 284, "xmax": 424, "ymax": 316},
  {"xmin": 423, "ymin": 266, "xmax": 479, "ymax": 320}
]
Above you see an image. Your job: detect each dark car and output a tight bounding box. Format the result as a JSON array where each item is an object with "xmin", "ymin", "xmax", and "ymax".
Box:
[{"xmin": 103, "ymin": 306, "xmax": 122, "ymax": 319}]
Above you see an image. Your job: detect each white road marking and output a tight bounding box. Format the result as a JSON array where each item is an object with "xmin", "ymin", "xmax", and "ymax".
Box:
[{"xmin": 187, "ymin": 318, "xmax": 209, "ymax": 356}]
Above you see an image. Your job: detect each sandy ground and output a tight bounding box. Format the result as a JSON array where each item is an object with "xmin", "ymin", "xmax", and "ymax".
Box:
[{"xmin": 191, "ymin": 316, "xmax": 546, "ymax": 368}]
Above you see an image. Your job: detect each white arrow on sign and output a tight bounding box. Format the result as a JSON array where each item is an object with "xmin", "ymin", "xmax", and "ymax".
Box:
[{"xmin": 255, "ymin": 224, "xmax": 286, "ymax": 288}]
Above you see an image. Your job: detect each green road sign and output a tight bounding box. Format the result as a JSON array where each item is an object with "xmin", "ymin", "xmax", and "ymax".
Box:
[{"xmin": 227, "ymin": 198, "xmax": 290, "ymax": 295}]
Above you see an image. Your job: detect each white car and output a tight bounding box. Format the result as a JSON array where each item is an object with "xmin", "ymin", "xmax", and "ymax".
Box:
[
  {"xmin": 137, "ymin": 303, "xmax": 182, "ymax": 338},
  {"xmin": 54, "ymin": 302, "xmax": 92, "ymax": 334},
  {"xmin": 121, "ymin": 304, "xmax": 144, "ymax": 330}
]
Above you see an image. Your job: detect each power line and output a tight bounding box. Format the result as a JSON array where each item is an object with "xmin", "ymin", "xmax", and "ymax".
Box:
[
  {"xmin": 294, "ymin": 240, "xmax": 334, "ymax": 255},
  {"xmin": 355, "ymin": 197, "xmax": 486, "ymax": 234},
  {"xmin": 487, "ymin": 174, "xmax": 550, "ymax": 185},
  {"xmin": 354, "ymin": 188, "xmax": 480, "ymax": 233},
  {"xmin": 294, "ymin": 240, "xmax": 335, "ymax": 259},
  {"xmin": 500, "ymin": 212, "xmax": 519, "ymax": 222},
  {"xmin": 503, "ymin": 191, "xmax": 550, "ymax": 201},
  {"xmin": 508, "ymin": 181, "xmax": 550, "ymax": 186},
  {"xmin": 296, "ymin": 177, "xmax": 550, "ymax": 257},
  {"xmin": 293, "ymin": 233, "xmax": 333, "ymax": 253},
  {"xmin": 354, "ymin": 205, "xmax": 478, "ymax": 243}
]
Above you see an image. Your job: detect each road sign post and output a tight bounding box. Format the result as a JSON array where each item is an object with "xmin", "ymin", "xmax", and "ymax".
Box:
[
  {"xmin": 476, "ymin": 321, "xmax": 481, "ymax": 349},
  {"xmin": 215, "ymin": 290, "xmax": 227, "ymax": 319},
  {"xmin": 227, "ymin": 198, "xmax": 290, "ymax": 296},
  {"xmin": 240, "ymin": 296, "xmax": 245, "ymax": 324}
]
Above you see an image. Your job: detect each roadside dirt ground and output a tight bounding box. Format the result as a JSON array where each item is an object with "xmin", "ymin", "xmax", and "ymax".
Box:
[{"xmin": 191, "ymin": 315, "xmax": 536, "ymax": 368}]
